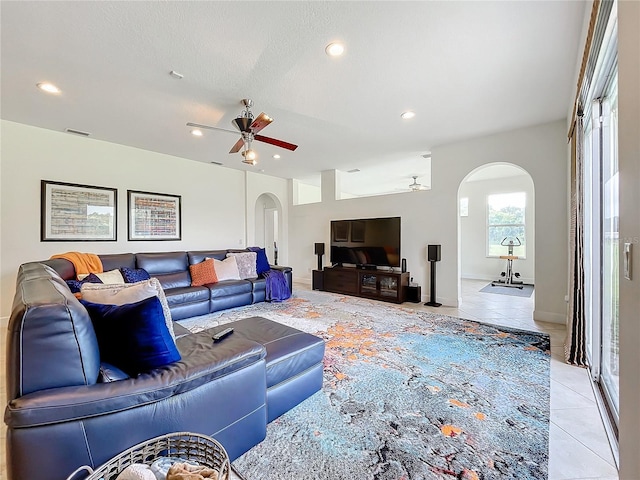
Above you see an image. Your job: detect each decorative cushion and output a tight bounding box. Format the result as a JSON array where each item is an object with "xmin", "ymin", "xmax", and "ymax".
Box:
[
  {"xmin": 66, "ymin": 273, "xmax": 103, "ymax": 293},
  {"xmin": 78, "ymin": 268, "xmax": 126, "ymax": 284},
  {"xmin": 189, "ymin": 258, "xmax": 218, "ymax": 286},
  {"xmin": 81, "ymin": 278, "xmax": 175, "ymax": 340},
  {"xmin": 249, "ymin": 247, "xmax": 271, "ymax": 275},
  {"xmin": 226, "ymin": 252, "xmax": 257, "ymax": 279},
  {"xmin": 211, "ymin": 256, "xmax": 241, "ymax": 281},
  {"xmin": 81, "ymin": 296, "xmax": 181, "ymax": 376},
  {"xmin": 120, "ymin": 267, "xmax": 151, "ymax": 283}
]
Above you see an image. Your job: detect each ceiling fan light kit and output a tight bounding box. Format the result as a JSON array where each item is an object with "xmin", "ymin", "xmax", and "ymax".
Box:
[
  {"xmin": 187, "ymin": 98, "xmax": 297, "ymax": 166},
  {"xmin": 409, "ymin": 176, "xmax": 426, "ymax": 191}
]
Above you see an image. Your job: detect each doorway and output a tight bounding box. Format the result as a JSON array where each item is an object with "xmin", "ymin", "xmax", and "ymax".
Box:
[
  {"xmin": 254, "ymin": 193, "xmax": 281, "ymax": 265},
  {"xmin": 457, "ymin": 163, "xmax": 536, "ymax": 323}
]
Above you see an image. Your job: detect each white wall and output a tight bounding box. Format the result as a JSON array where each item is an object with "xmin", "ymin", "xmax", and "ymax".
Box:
[
  {"xmin": 0, "ymin": 120, "xmax": 287, "ymax": 317},
  {"xmin": 617, "ymin": 1, "xmax": 640, "ymax": 477},
  {"xmin": 289, "ymin": 120, "xmax": 568, "ymax": 321},
  {"xmin": 459, "ymin": 173, "xmax": 535, "ymax": 284}
]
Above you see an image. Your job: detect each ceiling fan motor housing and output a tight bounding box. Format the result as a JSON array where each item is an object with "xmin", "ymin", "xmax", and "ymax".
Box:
[{"xmin": 232, "ymin": 117, "xmax": 253, "ymax": 132}]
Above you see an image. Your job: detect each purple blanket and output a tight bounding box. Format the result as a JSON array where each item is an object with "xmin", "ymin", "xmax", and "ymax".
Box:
[{"xmin": 263, "ymin": 269, "xmax": 291, "ymax": 302}]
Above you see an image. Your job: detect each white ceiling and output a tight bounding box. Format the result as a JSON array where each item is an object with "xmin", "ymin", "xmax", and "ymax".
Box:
[{"xmin": 0, "ymin": 1, "xmax": 585, "ymax": 195}]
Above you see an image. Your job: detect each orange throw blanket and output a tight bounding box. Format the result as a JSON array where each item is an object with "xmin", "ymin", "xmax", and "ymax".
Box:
[{"xmin": 50, "ymin": 252, "xmax": 103, "ymax": 278}]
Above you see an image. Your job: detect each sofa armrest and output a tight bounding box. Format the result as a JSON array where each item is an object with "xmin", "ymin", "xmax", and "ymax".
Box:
[{"xmin": 6, "ymin": 333, "xmax": 265, "ymax": 428}]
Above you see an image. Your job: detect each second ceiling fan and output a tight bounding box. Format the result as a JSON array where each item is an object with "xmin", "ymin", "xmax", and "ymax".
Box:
[{"xmin": 187, "ymin": 99, "xmax": 298, "ymax": 165}]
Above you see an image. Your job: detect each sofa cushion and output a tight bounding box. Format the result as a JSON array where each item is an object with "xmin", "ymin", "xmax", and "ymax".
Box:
[
  {"xmin": 78, "ymin": 269, "xmax": 125, "ymax": 284},
  {"xmin": 213, "ymin": 256, "xmax": 241, "ymax": 281},
  {"xmin": 120, "ymin": 267, "xmax": 151, "ymax": 283},
  {"xmin": 66, "ymin": 273, "xmax": 103, "ymax": 293},
  {"xmin": 209, "ymin": 280, "xmax": 252, "ymax": 298},
  {"xmin": 226, "ymin": 252, "xmax": 257, "ymax": 279},
  {"xmin": 100, "ymin": 253, "xmax": 136, "ymax": 271},
  {"xmin": 7, "ymin": 263, "xmax": 101, "ymax": 398},
  {"xmin": 188, "ymin": 250, "xmax": 228, "ymax": 264},
  {"xmin": 189, "ymin": 258, "xmax": 218, "ymax": 286},
  {"xmin": 164, "ymin": 286, "xmax": 210, "ymax": 306},
  {"xmin": 136, "ymin": 252, "xmax": 191, "ymax": 289},
  {"xmin": 81, "ymin": 296, "xmax": 181, "ymax": 376},
  {"xmin": 80, "ymin": 279, "xmax": 175, "ymax": 340}
]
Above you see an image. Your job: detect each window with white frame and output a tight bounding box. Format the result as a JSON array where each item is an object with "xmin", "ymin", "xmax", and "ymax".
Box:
[{"xmin": 487, "ymin": 192, "xmax": 526, "ymax": 257}]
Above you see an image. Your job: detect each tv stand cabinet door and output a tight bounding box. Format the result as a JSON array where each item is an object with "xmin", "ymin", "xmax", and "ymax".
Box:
[{"xmin": 323, "ymin": 268, "xmax": 358, "ymax": 294}]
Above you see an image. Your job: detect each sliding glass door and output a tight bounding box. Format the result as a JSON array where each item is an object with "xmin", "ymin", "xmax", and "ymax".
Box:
[{"xmin": 583, "ymin": 43, "xmax": 619, "ymax": 437}]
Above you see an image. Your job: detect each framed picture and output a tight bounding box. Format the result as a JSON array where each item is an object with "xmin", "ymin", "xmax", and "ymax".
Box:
[
  {"xmin": 41, "ymin": 180, "xmax": 117, "ymax": 241},
  {"xmin": 350, "ymin": 220, "xmax": 366, "ymax": 242},
  {"xmin": 128, "ymin": 190, "xmax": 181, "ymax": 241},
  {"xmin": 332, "ymin": 221, "xmax": 349, "ymax": 242}
]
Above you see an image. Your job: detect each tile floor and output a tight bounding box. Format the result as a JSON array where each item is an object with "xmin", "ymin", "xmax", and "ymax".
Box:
[
  {"xmin": 0, "ymin": 279, "xmax": 618, "ymax": 480},
  {"xmin": 400, "ymin": 279, "xmax": 618, "ymax": 480}
]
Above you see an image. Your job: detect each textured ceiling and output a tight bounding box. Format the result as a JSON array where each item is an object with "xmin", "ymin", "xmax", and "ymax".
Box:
[{"xmin": 0, "ymin": 1, "xmax": 585, "ymax": 195}]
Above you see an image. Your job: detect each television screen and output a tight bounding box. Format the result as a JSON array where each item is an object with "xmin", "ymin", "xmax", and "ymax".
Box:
[{"xmin": 330, "ymin": 217, "xmax": 401, "ymax": 267}]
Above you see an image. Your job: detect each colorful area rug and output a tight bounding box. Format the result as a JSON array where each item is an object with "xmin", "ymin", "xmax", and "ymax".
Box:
[{"xmin": 179, "ymin": 289, "xmax": 550, "ymax": 480}]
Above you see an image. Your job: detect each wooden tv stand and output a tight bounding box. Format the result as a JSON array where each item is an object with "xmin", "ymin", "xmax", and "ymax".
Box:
[{"xmin": 321, "ymin": 266, "xmax": 409, "ymax": 304}]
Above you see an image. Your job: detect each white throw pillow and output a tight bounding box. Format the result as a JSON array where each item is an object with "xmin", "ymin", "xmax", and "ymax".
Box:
[
  {"xmin": 212, "ymin": 256, "xmax": 241, "ymax": 281},
  {"xmin": 81, "ymin": 278, "xmax": 175, "ymax": 340},
  {"xmin": 78, "ymin": 268, "xmax": 125, "ymax": 284},
  {"xmin": 226, "ymin": 252, "xmax": 257, "ymax": 279}
]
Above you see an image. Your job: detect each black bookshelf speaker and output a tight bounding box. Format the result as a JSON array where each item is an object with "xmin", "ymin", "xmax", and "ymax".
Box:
[
  {"xmin": 427, "ymin": 244, "xmax": 441, "ymax": 262},
  {"xmin": 314, "ymin": 243, "xmax": 325, "ymax": 255},
  {"xmin": 401, "ymin": 258, "xmax": 407, "ymax": 273}
]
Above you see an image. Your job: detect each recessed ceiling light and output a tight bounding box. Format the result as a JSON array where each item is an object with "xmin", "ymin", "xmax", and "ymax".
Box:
[
  {"xmin": 401, "ymin": 111, "xmax": 416, "ymax": 120},
  {"xmin": 36, "ymin": 82, "xmax": 60, "ymax": 94},
  {"xmin": 325, "ymin": 42, "xmax": 345, "ymax": 57},
  {"xmin": 191, "ymin": 129, "xmax": 203, "ymax": 137},
  {"xmin": 273, "ymin": 154, "xmax": 281, "ymax": 159}
]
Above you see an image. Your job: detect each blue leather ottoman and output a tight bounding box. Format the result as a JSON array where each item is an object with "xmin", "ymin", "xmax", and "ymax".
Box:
[{"xmin": 209, "ymin": 316, "xmax": 325, "ymax": 422}]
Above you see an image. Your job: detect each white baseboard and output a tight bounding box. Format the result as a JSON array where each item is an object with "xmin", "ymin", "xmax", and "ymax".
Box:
[
  {"xmin": 533, "ymin": 310, "xmax": 566, "ymax": 325},
  {"xmin": 0, "ymin": 315, "xmax": 8, "ymax": 328}
]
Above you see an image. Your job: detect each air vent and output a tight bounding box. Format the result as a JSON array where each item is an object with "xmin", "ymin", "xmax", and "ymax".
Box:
[
  {"xmin": 65, "ymin": 128, "xmax": 91, "ymax": 137},
  {"xmin": 347, "ymin": 168, "xmax": 360, "ymax": 173},
  {"xmin": 210, "ymin": 161, "xmax": 223, "ymax": 166}
]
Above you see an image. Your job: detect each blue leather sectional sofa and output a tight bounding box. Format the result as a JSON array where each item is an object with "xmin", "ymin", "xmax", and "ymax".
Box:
[{"xmin": 4, "ymin": 250, "xmax": 325, "ymax": 480}]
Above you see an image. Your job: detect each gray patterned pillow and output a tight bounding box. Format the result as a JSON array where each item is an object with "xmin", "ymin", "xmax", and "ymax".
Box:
[{"xmin": 226, "ymin": 252, "xmax": 257, "ymax": 279}]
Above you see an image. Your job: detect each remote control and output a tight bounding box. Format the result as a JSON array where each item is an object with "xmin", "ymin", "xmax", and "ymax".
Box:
[{"xmin": 212, "ymin": 327, "xmax": 234, "ymax": 342}]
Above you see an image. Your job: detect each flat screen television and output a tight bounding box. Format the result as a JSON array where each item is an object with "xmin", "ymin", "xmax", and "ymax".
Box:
[{"xmin": 330, "ymin": 217, "xmax": 401, "ymax": 268}]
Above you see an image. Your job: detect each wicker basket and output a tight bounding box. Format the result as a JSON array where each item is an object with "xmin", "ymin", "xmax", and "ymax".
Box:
[{"xmin": 66, "ymin": 432, "xmax": 230, "ymax": 480}]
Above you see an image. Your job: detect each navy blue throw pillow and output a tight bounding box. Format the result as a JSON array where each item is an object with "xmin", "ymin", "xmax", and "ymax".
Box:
[
  {"xmin": 249, "ymin": 247, "xmax": 270, "ymax": 275},
  {"xmin": 81, "ymin": 296, "xmax": 181, "ymax": 376},
  {"xmin": 66, "ymin": 273, "xmax": 103, "ymax": 293},
  {"xmin": 120, "ymin": 267, "xmax": 151, "ymax": 283}
]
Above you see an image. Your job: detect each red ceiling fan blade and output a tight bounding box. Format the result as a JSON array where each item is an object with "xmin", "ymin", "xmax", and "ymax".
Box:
[
  {"xmin": 254, "ymin": 134, "xmax": 298, "ymax": 151},
  {"xmin": 250, "ymin": 112, "xmax": 273, "ymax": 134},
  {"xmin": 229, "ymin": 137, "xmax": 244, "ymax": 154}
]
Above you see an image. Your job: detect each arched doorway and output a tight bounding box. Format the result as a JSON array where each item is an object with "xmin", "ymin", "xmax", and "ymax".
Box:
[
  {"xmin": 457, "ymin": 163, "xmax": 535, "ymax": 315},
  {"xmin": 254, "ymin": 193, "xmax": 282, "ymax": 265}
]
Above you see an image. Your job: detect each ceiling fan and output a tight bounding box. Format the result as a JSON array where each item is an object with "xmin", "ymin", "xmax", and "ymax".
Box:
[
  {"xmin": 187, "ymin": 99, "xmax": 298, "ymax": 165},
  {"xmin": 409, "ymin": 176, "xmax": 427, "ymax": 191}
]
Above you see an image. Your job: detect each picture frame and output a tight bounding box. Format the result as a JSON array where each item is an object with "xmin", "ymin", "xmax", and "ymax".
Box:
[
  {"xmin": 128, "ymin": 190, "xmax": 182, "ymax": 241},
  {"xmin": 332, "ymin": 221, "xmax": 349, "ymax": 242},
  {"xmin": 41, "ymin": 180, "xmax": 117, "ymax": 242},
  {"xmin": 350, "ymin": 220, "xmax": 366, "ymax": 242}
]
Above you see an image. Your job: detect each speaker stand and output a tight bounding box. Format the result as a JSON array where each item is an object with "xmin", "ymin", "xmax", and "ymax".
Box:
[
  {"xmin": 316, "ymin": 254, "xmax": 323, "ymax": 271},
  {"xmin": 424, "ymin": 260, "xmax": 441, "ymax": 307}
]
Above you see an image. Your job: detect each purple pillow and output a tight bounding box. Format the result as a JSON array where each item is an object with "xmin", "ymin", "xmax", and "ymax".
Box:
[
  {"xmin": 248, "ymin": 247, "xmax": 271, "ymax": 275},
  {"xmin": 66, "ymin": 273, "xmax": 103, "ymax": 293},
  {"xmin": 120, "ymin": 267, "xmax": 151, "ymax": 283}
]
